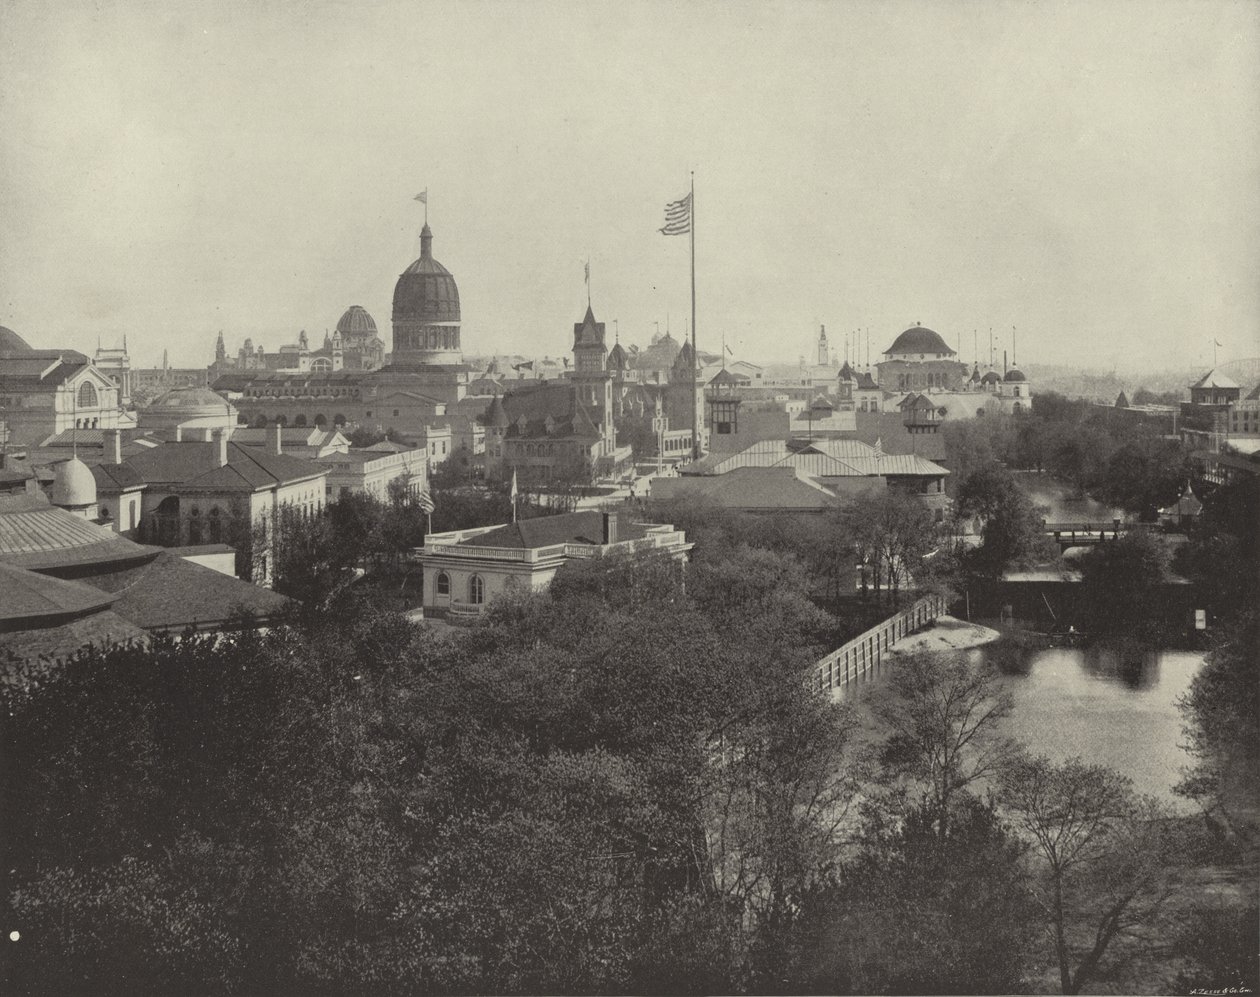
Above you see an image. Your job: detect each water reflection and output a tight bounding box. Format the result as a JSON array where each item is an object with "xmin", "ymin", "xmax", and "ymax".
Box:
[{"xmin": 973, "ymin": 644, "xmax": 1204, "ymax": 805}]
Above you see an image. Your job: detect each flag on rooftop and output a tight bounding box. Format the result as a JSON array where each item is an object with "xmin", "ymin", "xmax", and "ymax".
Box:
[
  {"xmin": 414, "ymin": 190, "xmax": 428, "ymax": 203},
  {"xmin": 659, "ymin": 192, "xmax": 691, "ymax": 235}
]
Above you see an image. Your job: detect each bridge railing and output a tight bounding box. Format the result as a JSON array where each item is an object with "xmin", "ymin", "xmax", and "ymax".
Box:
[{"xmin": 811, "ymin": 592, "xmax": 947, "ymax": 698}]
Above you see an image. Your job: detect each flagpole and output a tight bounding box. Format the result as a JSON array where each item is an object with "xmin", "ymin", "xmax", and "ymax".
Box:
[{"xmin": 690, "ymin": 171, "xmax": 698, "ymax": 461}]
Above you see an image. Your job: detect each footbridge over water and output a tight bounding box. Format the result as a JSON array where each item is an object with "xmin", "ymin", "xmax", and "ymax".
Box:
[{"xmin": 1042, "ymin": 520, "xmax": 1154, "ymax": 550}]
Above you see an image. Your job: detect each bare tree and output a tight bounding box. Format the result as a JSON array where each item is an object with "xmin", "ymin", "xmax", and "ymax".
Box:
[
  {"xmin": 869, "ymin": 651, "xmax": 1018, "ymax": 837},
  {"xmin": 999, "ymin": 756, "xmax": 1179, "ymax": 995}
]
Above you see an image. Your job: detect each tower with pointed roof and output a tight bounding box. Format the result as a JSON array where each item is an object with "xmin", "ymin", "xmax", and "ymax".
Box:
[{"xmin": 571, "ymin": 304, "xmax": 615, "ymax": 447}]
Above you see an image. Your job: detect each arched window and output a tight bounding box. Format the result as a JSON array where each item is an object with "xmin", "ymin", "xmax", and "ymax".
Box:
[
  {"xmin": 208, "ymin": 507, "xmax": 223, "ymax": 543},
  {"xmin": 436, "ymin": 572, "xmax": 450, "ymax": 596},
  {"xmin": 313, "ymin": 413, "xmax": 327, "ymax": 428},
  {"xmin": 77, "ymin": 381, "xmax": 98, "ymax": 408},
  {"xmin": 255, "ymin": 415, "xmax": 268, "ymax": 428},
  {"xmin": 293, "ymin": 414, "xmax": 307, "ymax": 427},
  {"xmin": 468, "ymin": 575, "xmax": 484, "ymax": 605},
  {"xmin": 188, "ymin": 507, "xmax": 203, "ymax": 544},
  {"xmin": 275, "ymin": 415, "xmax": 287, "ymax": 428}
]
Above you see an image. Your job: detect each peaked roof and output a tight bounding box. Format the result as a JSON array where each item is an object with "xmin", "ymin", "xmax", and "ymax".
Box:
[
  {"xmin": 652, "ymin": 466, "xmax": 842, "ymax": 511},
  {"xmin": 1191, "ymin": 369, "xmax": 1240, "ymax": 390},
  {"xmin": 123, "ymin": 441, "xmax": 325, "ymax": 492},
  {"xmin": 573, "ymin": 305, "xmax": 606, "ymax": 349},
  {"xmin": 458, "ymin": 511, "xmax": 646, "ymax": 550}
]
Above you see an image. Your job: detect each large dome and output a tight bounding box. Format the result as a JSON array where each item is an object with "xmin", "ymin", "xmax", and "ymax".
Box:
[
  {"xmin": 885, "ymin": 326, "xmax": 955, "ymax": 357},
  {"xmin": 0, "ymin": 326, "xmax": 33, "ymax": 353},
  {"xmin": 336, "ymin": 304, "xmax": 378, "ymax": 337},
  {"xmin": 391, "ymin": 224, "xmax": 461, "ymax": 364},
  {"xmin": 149, "ymin": 386, "xmax": 231, "ymax": 413}
]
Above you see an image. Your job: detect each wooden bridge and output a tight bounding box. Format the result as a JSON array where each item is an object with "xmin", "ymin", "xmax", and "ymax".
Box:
[{"xmin": 1042, "ymin": 520, "xmax": 1152, "ymax": 549}]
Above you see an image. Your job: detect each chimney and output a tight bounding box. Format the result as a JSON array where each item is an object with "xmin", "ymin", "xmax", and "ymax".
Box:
[
  {"xmin": 104, "ymin": 428, "xmax": 122, "ymax": 465},
  {"xmin": 1004, "ymin": 350, "xmax": 1008, "ymax": 374},
  {"xmin": 269, "ymin": 421, "xmax": 282, "ymax": 455},
  {"xmin": 602, "ymin": 511, "xmax": 618, "ymax": 545},
  {"xmin": 213, "ymin": 428, "xmax": 229, "ymax": 467}
]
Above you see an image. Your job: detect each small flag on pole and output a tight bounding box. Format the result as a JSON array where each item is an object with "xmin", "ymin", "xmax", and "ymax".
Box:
[
  {"xmin": 724, "ymin": 343, "xmax": 734, "ymax": 356},
  {"xmin": 659, "ymin": 192, "xmax": 692, "ymax": 235},
  {"xmin": 414, "ymin": 190, "xmax": 428, "ymax": 203},
  {"xmin": 584, "ymin": 260, "xmax": 590, "ymax": 286},
  {"xmin": 417, "ymin": 487, "xmax": 435, "ymax": 515},
  {"xmin": 1214, "ymin": 339, "xmax": 1223, "ymax": 347},
  {"xmin": 509, "ymin": 467, "xmax": 519, "ymax": 522}
]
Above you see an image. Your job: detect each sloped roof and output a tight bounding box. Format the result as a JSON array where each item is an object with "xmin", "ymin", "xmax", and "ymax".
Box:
[
  {"xmin": 0, "ymin": 562, "xmax": 115, "ymax": 622},
  {"xmin": 500, "ymin": 383, "xmax": 602, "ymax": 441},
  {"xmin": 851, "ymin": 411, "xmax": 949, "ymax": 461},
  {"xmin": 458, "ymin": 511, "xmax": 647, "ymax": 550},
  {"xmin": 0, "ymin": 494, "xmax": 159, "ymax": 570},
  {"xmin": 885, "ymin": 326, "xmax": 954, "ymax": 356},
  {"xmin": 1191, "ymin": 369, "xmax": 1239, "ymax": 390},
  {"xmin": 0, "ymin": 609, "xmax": 148, "ymax": 668},
  {"xmin": 652, "ymin": 466, "xmax": 841, "ymax": 511},
  {"xmin": 123, "ymin": 441, "xmax": 324, "ymax": 491},
  {"xmin": 108, "ymin": 551, "xmax": 292, "ymax": 630},
  {"xmin": 91, "ymin": 462, "xmax": 146, "ymax": 492}
]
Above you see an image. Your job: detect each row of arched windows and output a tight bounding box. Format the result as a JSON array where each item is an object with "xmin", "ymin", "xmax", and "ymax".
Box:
[
  {"xmin": 250, "ymin": 414, "xmax": 346, "ymax": 429},
  {"xmin": 435, "ymin": 572, "xmax": 483, "ymax": 605}
]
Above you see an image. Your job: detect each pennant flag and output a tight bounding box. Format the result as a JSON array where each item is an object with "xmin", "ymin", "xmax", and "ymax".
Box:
[
  {"xmin": 510, "ymin": 468, "xmax": 519, "ymax": 504},
  {"xmin": 414, "ymin": 190, "xmax": 428, "ymax": 203},
  {"xmin": 584, "ymin": 260, "xmax": 590, "ymax": 286},
  {"xmin": 724, "ymin": 343, "xmax": 734, "ymax": 356},
  {"xmin": 1214, "ymin": 339, "xmax": 1223, "ymax": 347},
  {"xmin": 659, "ymin": 192, "xmax": 691, "ymax": 235},
  {"xmin": 512, "ymin": 360, "xmax": 534, "ymax": 372}
]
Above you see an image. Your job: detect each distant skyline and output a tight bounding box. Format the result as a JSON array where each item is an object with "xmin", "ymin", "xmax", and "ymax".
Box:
[{"xmin": 2, "ymin": 1, "xmax": 1257, "ymax": 374}]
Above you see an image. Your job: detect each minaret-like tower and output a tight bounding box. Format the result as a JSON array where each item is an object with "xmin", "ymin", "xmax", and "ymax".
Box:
[{"xmin": 817, "ymin": 324, "xmax": 830, "ymax": 365}]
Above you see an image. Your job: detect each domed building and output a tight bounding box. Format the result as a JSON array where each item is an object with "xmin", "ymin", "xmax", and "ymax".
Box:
[
  {"xmin": 392, "ymin": 224, "xmax": 462, "ymax": 365},
  {"xmin": 331, "ymin": 305, "xmax": 385, "ymax": 371},
  {"xmin": 0, "ymin": 326, "xmax": 34, "ymax": 353},
  {"xmin": 876, "ymin": 325, "xmax": 969, "ymax": 392},
  {"xmin": 51, "ymin": 457, "xmax": 99, "ymax": 518},
  {"xmin": 138, "ymin": 386, "xmax": 238, "ymax": 437}
]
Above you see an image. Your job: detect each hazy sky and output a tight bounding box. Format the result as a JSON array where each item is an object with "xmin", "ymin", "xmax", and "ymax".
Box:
[{"xmin": 2, "ymin": 0, "xmax": 1257, "ymax": 372}]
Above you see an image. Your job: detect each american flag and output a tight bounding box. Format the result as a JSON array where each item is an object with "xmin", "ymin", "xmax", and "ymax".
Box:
[
  {"xmin": 416, "ymin": 487, "xmax": 435, "ymax": 515},
  {"xmin": 659, "ymin": 192, "xmax": 691, "ymax": 236}
]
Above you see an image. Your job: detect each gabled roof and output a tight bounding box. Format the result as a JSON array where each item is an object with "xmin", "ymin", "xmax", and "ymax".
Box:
[
  {"xmin": 0, "ymin": 562, "xmax": 115, "ymax": 622},
  {"xmin": 500, "ymin": 383, "xmax": 603, "ymax": 441},
  {"xmin": 652, "ymin": 466, "xmax": 841, "ymax": 511},
  {"xmin": 1191, "ymin": 369, "xmax": 1239, "ymax": 390},
  {"xmin": 573, "ymin": 305, "xmax": 606, "ymax": 349},
  {"xmin": 91, "ymin": 462, "xmax": 146, "ymax": 492},
  {"xmin": 458, "ymin": 511, "xmax": 647, "ymax": 550},
  {"xmin": 123, "ymin": 441, "xmax": 325, "ymax": 491}
]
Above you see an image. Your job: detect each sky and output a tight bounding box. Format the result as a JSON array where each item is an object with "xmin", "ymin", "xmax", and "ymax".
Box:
[{"xmin": 1, "ymin": 0, "xmax": 1257, "ymax": 373}]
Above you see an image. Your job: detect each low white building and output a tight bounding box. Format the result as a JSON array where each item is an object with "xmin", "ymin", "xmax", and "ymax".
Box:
[{"xmin": 419, "ymin": 510, "xmax": 692, "ymax": 618}]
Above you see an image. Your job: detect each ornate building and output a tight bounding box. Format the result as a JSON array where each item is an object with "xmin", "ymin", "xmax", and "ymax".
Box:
[
  {"xmin": 875, "ymin": 325, "xmax": 969, "ymax": 391},
  {"xmin": 392, "ymin": 224, "xmax": 461, "ymax": 365}
]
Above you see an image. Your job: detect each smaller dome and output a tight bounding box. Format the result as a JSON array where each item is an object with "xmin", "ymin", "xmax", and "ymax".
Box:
[
  {"xmin": 149, "ymin": 386, "xmax": 231, "ymax": 411},
  {"xmin": 981, "ymin": 370, "xmax": 1002, "ymax": 384},
  {"xmin": 1004, "ymin": 367, "xmax": 1027, "ymax": 383},
  {"xmin": 0, "ymin": 326, "xmax": 34, "ymax": 353},
  {"xmin": 52, "ymin": 457, "xmax": 98, "ymax": 508},
  {"xmin": 336, "ymin": 305, "xmax": 377, "ymax": 337}
]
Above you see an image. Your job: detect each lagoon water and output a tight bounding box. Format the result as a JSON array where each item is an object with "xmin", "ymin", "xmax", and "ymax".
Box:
[
  {"xmin": 1011, "ymin": 471, "xmax": 1125, "ymax": 524},
  {"xmin": 974, "ymin": 644, "xmax": 1205, "ymax": 805}
]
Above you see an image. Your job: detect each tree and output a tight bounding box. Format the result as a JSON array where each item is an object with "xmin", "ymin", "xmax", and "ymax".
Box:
[
  {"xmin": 1078, "ymin": 531, "xmax": 1172, "ymax": 637},
  {"xmin": 1176, "ymin": 612, "xmax": 1260, "ymax": 839},
  {"xmin": 867, "ymin": 651, "xmax": 1018, "ymax": 837},
  {"xmin": 1091, "ymin": 438, "xmax": 1188, "ymax": 518},
  {"xmin": 956, "ymin": 465, "xmax": 1058, "ymax": 579},
  {"xmin": 999, "ymin": 756, "xmax": 1180, "ymax": 995},
  {"xmin": 837, "ymin": 488, "xmax": 938, "ymax": 606},
  {"xmin": 801, "ymin": 796, "xmax": 1035, "ymax": 994}
]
